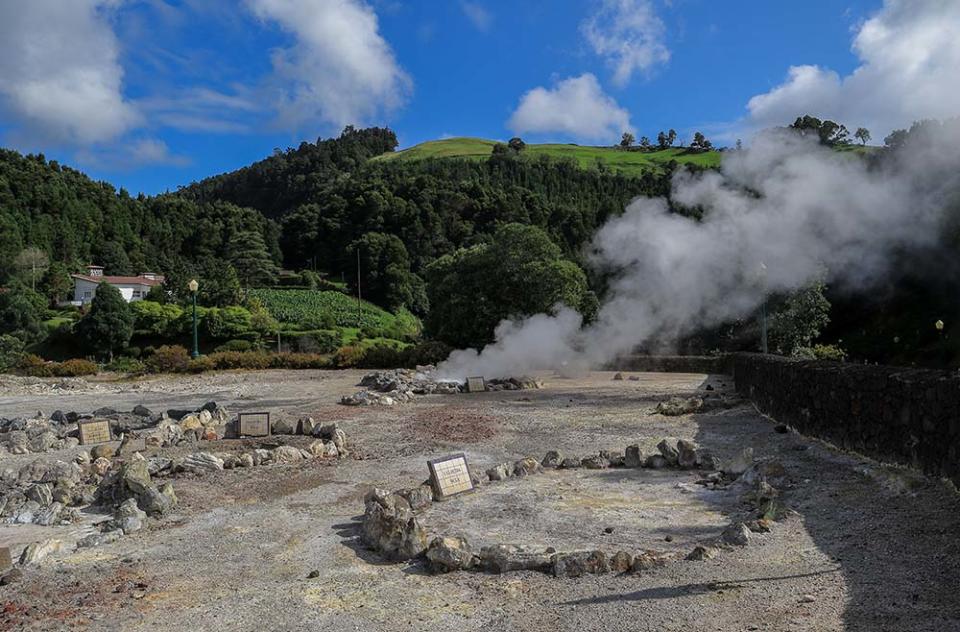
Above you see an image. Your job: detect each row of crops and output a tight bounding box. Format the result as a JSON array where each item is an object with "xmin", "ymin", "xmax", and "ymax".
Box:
[{"xmin": 248, "ymin": 289, "xmax": 420, "ymax": 336}]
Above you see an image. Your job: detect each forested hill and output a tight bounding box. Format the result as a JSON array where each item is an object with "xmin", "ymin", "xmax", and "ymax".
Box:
[{"xmin": 180, "ymin": 127, "xmax": 678, "ymax": 275}]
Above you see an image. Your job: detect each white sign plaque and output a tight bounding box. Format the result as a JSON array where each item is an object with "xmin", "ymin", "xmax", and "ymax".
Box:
[{"xmin": 428, "ymin": 453, "xmax": 474, "ymax": 500}]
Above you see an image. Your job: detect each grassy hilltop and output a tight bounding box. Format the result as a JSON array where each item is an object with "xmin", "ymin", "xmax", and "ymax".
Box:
[{"xmin": 374, "ymin": 137, "xmax": 722, "ymax": 176}]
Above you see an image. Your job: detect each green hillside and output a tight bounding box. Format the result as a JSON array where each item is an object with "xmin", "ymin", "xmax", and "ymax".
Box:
[{"xmin": 375, "ymin": 137, "xmax": 722, "ymax": 176}]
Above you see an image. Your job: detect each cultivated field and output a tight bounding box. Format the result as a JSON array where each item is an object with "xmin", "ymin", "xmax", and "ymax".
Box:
[
  {"xmin": 374, "ymin": 137, "xmax": 722, "ymax": 175},
  {"xmin": 1, "ymin": 370, "xmax": 958, "ymax": 631}
]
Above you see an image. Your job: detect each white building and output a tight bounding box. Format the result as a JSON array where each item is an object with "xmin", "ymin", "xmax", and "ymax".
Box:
[{"xmin": 71, "ymin": 265, "xmax": 165, "ymax": 305}]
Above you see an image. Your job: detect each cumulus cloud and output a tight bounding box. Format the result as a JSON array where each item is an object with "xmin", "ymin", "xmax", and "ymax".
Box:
[
  {"xmin": 460, "ymin": 1, "xmax": 492, "ymax": 32},
  {"xmin": 747, "ymin": 0, "xmax": 960, "ymax": 138},
  {"xmin": 247, "ymin": 0, "xmax": 411, "ymax": 130},
  {"xmin": 0, "ymin": 0, "xmax": 141, "ymax": 146},
  {"xmin": 508, "ymin": 74, "xmax": 633, "ymax": 142},
  {"xmin": 581, "ymin": 0, "xmax": 670, "ymax": 86}
]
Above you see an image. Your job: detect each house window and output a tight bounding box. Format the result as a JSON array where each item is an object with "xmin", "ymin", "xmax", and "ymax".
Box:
[
  {"xmin": 83, "ymin": 291, "xmax": 92, "ymax": 299},
  {"xmin": 132, "ymin": 290, "xmax": 142, "ymax": 298}
]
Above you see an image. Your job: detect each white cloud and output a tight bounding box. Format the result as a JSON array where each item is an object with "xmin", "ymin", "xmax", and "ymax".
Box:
[
  {"xmin": 508, "ymin": 74, "xmax": 633, "ymax": 142},
  {"xmin": 246, "ymin": 0, "xmax": 411, "ymax": 130},
  {"xmin": 0, "ymin": 0, "xmax": 141, "ymax": 146},
  {"xmin": 460, "ymin": 2, "xmax": 492, "ymax": 32},
  {"xmin": 76, "ymin": 138, "xmax": 190, "ymax": 170},
  {"xmin": 581, "ymin": 0, "xmax": 670, "ymax": 86},
  {"xmin": 747, "ymin": 0, "xmax": 960, "ymax": 139}
]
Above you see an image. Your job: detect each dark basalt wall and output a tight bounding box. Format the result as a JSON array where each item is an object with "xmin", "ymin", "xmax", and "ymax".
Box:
[{"xmin": 732, "ymin": 353, "xmax": 960, "ymax": 485}]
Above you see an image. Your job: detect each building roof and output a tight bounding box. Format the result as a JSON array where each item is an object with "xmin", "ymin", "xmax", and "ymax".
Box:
[{"xmin": 71, "ymin": 273, "xmax": 165, "ymax": 286}]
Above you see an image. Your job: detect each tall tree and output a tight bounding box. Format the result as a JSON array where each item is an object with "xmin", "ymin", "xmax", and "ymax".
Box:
[
  {"xmin": 0, "ymin": 290, "xmax": 44, "ymax": 343},
  {"xmin": 39, "ymin": 261, "xmax": 73, "ymax": 304},
  {"xmin": 349, "ymin": 232, "xmax": 427, "ymax": 314},
  {"xmin": 97, "ymin": 240, "xmax": 133, "ymax": 275},
  {"xmin": 228, "ymin": 230, "xmax": 279, "ymax": 288},
  {"xmin": 855, "ymin": 127, "xmax": 871, "ymax": 145},
  {"xmin": 620, "ymin": 132, "xmax": 635, "ymax": 148},
  {"xmin": 76, "ymin": 282, "xmax": 134, "ymax": 360},
  {"xmin": 508, "ymin": 137, "xmax": 526, "ymax": 153},
  {"xmin": 13, "ymin": 247, "xmax": 49, "ymax": 291}
]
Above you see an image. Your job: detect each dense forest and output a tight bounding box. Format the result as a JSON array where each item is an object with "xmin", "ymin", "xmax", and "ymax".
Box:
[{"xmin": 1, "ymin": 120, "xmax": 958, "ymax": 367}]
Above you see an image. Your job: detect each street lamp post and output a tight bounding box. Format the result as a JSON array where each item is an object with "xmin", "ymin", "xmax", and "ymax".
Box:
[
  {"xmin": 757, "ymin": 263, "xmax": 769, "ymax": 354},
  {"xmin": 188, "ymin": 279, "xmax": 200, "ymax": 358}
]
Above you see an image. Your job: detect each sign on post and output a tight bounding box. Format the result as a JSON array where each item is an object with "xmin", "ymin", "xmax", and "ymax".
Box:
[
  {"xmin": 238, "ymin": 412, "xmax": 271, "ymax": 437},
  {"xmin": 78, "ymin": 419, "xmax": 112, "ymax": 445},
  {"xmin": 466, "ymin": 376, "xmax": 486, "ymax": 393},
  {"xmin": 428, "ymin": 453, "xmax": 474, "ymax": 500}
]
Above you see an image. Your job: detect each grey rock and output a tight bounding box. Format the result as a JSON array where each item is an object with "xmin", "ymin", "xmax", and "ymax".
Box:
[
  {"xmin": 14, "ymin": 501, "xmax": 40, "ymax": 524},
  {"xmin": 27, "ymin": 483, "xmax": 53, "ymax": 507},
  {"xmin": 361, "ymin": 489, "xmax": 427, "ymax": 560},
  {"xmin": 541, "ymin": 451, "xmax": 563, "ymax": 468},
  {"xmin": 582, "ymin": 455, "xmax": 610, "ymax": 469},
  {"xmin": 721, "ymin": 522, "xmax": 753, "ymax": 546},
  {"xmin": 480, "ymin": 544, "xmax": 553, "ymax": 574},
  {"xmin": 486, "ymin": 463, "xmax": 512, "ymax": 481},
  {"xmin": 50, "ymin": 410, "xmax": 67, "ymax": 424},
  {"xmin": 110, "ymin": 498, "xmax": 147, "ymax": 533},
  {"xmin": 298, "ymin": 416, "xmax": 317, "ymax": 436},
  {"xmin": 77, "ymin": 530, "xmax": 123, "ymax": 549},
  {"xmin": 92, "ymin": 407, "xmax": 117, "ymax": 417},
  {"xmin": 271, "ymin": 417, "xmax": 297, "ymax": 435},
  {"xmin": 19, "ymin": 538, "xmax": 65, "ymax": 566},
  {"xmin": 631, "ymin": 551, "xmax": 673, "ymax": 571},
  {"xmin": 610, "ymin": 551, "xmax": 633, "ymax": 573},
  {"xmin": 34, "ymin": 502, "xmax": 64, "ymax": 526},
  {"xmin": 655, "ymin": 397, "xmax": 703, "ymax": 416},
  {"xmin": 147, "ymin": 457, "xmax": 173, "ymax": 476},
  {"xmin": 559, "ymin": 457, "xmax": 582, "ymax": 469},
  {"xmin": 272, "ymin": 445, "xmax": 304, "ymax": 463},
  {"xmin": 552, "ymin": 550, "xmax": 609, "ymax": 577},
  {"xmin": 0, "ymin": 569, "xmax": 23, "ymax": 585},
  {"xmin": 182, "ymin": 452, "xmax": 224, "ymax": 472},
  {"xmin": 645, "ymin": 454, "xmax": 669, "ymax": 469},
  {"xmin": 677, "ymin": 439, "xmax": 700, "ymax": 469},
  {"xmin": 624, "ymin": 445, "xmax": 644, "ymax": 468},
  {"xmin": 426, "ymin": 536, "xmax": 478, "ymax": 573},
  {"xmin": 513, "ymin": 457, "xmax": 542, "ymax": 477},
  {"xmin": 686, "ymin": 545, "xmax": 719, "ymax": 561},
  {"xmin": 612, "ymin": 372, "xmax": 624, "ymax": 380},
  {"xmin": 132, "ymin": 405, "xmax": 152, "ymax": 417},
  {"xmin": 6, "ymin": 431, "xmax": 29, "ymax": 455},
  {"xmin": 657, "ymin": 439, "xmax": 680, "ymax": 465},
  {"xmin": 398, "ymin": 485, "xmax": 433, "ymax": 511}
]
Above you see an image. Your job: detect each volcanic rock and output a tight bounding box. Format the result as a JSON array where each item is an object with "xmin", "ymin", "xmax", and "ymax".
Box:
[
  {"xmin": 541, "ymin": 451, "xmax": 563, "ymax": 468},
  {"xmin": 426, "ymin": 536, "xmax": 478, "ymax": 573},
  {"xmin": 552, "ymin": 550, "xmax": 608, "ymax": 577},
  {"xmin": 624, "ymin": 445, "xmax": 644, "ymax": 468},
  {"xmin": 480, "ymin": 544, "xmax": 553, "ymax": 574}
]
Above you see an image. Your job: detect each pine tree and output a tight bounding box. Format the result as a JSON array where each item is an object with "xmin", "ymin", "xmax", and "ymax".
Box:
[
  {"xmin": 77, "ymin": 282, "xmax": 134, "ymax": 360},
  {"xmin": 228, "ymin": 230, "xmax": 279, "ymax": 288}
]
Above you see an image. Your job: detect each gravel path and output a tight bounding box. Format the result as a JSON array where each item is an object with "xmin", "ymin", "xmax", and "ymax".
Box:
[{"xmin": 0, "ymin": 370, "xmax": 958, "ymax": 631}]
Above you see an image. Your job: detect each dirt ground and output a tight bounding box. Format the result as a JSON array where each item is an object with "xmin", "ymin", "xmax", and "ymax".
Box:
[{"xmin": 1, "ymin": 369, "xmax": 959, "ymax": 632}]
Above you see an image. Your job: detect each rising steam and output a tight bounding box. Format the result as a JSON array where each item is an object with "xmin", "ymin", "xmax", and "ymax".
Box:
[{"xmin": 437, "ymin": 124, "xmax": 960, "ymax": 379}]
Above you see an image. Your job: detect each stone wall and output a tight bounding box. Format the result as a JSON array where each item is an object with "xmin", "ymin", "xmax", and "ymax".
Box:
[
  {"xmin": 732, "ymin": 353, "xmax": 960, "ymax": 486},
  {"xmin": 609, "ymin": 355, "xmax": 731, "ymax": 374}
]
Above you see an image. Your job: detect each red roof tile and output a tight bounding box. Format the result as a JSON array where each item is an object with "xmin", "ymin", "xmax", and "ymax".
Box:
[{"xmin": 71, "ymin": 274, "xmax": 165, "ymax": 286}]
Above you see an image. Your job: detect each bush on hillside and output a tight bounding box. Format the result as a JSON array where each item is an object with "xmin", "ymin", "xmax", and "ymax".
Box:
[
  {"xmin": 52, "ymin": 358, "xmax": 98, "ymax": 377},
  {"xmin": 0, "ymin": 334, "xmax": 25, "ymax": 372},
  {"xmin": 104, "ymin": 356, "xmax": 147, "ymax": 374},
  {"xmin": 214, "ymin": 339, "xmax": 254, "ymax": 353},
  {"xmin": 146, "ymin": 345, "xmax": 191, "ymax": 373},
  {"xmin": 333, "ymin": 345, "xmax": 366, "ymax": 368},
  {"xmin": 16, "ymin": 354, "xmax": 54, "ymax": 377}
]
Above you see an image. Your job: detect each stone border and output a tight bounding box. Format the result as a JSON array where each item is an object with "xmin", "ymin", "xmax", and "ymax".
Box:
[{"xmin": 360, "ymin": 440, "xmax": 789, "ymax": 578}]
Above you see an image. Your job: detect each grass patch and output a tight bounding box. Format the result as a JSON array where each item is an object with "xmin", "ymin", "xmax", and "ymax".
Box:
[{"xmin": 375, "ymin": 137, "xmax": 722, "ymax": 176}]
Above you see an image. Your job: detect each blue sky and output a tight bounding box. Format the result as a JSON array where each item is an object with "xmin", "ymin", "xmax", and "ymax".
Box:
[{"xmin": 3, "ymin": 0, "xmax": 957, "ymax": 196}]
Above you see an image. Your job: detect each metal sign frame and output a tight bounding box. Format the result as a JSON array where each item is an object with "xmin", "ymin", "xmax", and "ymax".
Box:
[
  {"xmin": 427, "ymin": 453, "xmax": 475, "ymax": 500},
  {"xmin": 238, "ymin": 412, "xmax": 271, "ymax": 437},
  {"xmin": 77, "ymin": 419, "xmax": 112, "ymax": 445},
  {"xmin": 466, "ymin": 376, "xmax": 486, "ymax": 393},
  {"xmin": 0, "ymin": 547, "xmax": 11, "ymax": 573}
]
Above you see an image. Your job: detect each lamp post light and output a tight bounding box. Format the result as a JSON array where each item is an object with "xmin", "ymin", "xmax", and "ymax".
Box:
[
  {"xmin": 757, "ymin": 262, "xmax": 769, "ymax": 354},
  {"xmin": 188, "ymin": 279, "xmax": 200, "ymax": 358}
]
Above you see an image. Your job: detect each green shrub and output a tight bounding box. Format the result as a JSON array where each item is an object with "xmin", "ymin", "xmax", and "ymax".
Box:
[
  {"xmin": 146, "ymin": 345, "xmax": 191, "ymax": 373},
  {"xmin": 207, "ymin": 351, "xmax": 272, "ymax": 370},
  {"xmin": 0, "ymin": 334, "xmax": 25, "ymax": 372},
  {"xmin": 333, "ymin": 345, "xmax": 366, "ymax": 368},
  {"xmin": 214, "ymin": 339, "xmax": 254, "ymax": 353},
  {"xmin": 142, "ymin": 345, "xmax": 157, "ymax": 358},
  {"xmin": 794, "ymin": 344, "xmax": 848, "ymax": 362},
  {"xmin": 16, "ymin": 354, "xmax": 54, "ymax": 377},
  {"xmin": 203, "ymin": 306, "xmax": 253, "ymax": 340},
  {"xmin": 358, "ymin": 343, "xmax": 407, "ymax": 369},
  {"xmin": 124, "ymin": 346, "xmax": 141, "ymax": 358},
  {"xmin": 52, "ymin": 358, "xmax": 98, "ymax": 377},
  {"xmin": 131, "ymin": 301, "xmax": 184, "ymax": 336},
  {"xmin": 188, "ymin": 355, "xmax": 217, "ymax": 373},
  {"xmin": 104, "ymin": 356, "xmax": 146, "ymax": 374},
  {"xmin": 269, "ymin": 352, "xmax": 331, "ymax": 369},
  {"xmin": 287, "ymin": 330, "xmax": 340, "ymax": 354},
  {"xmin": 405, "ymin": 340, "xmax": 452, "ymax": 366}
]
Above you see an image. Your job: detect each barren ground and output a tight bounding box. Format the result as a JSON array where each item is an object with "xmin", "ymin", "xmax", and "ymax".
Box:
[{"xmin": 1, "ymin": 369, "xmax": 959, "ymax": 632}]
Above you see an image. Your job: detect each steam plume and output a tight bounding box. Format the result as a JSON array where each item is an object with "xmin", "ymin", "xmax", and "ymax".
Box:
[{"xmin": 438, "ymin": 124, "xmax": 960, "ymax": 379}]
